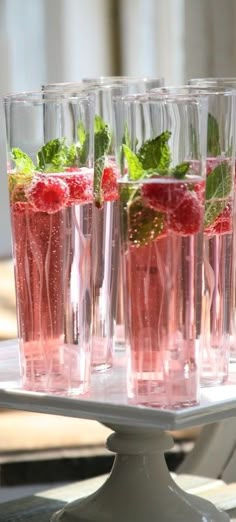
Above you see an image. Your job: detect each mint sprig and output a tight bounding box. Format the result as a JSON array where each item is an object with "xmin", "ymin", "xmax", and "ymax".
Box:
[
  {"xmin": 11, "ymin": 148, "xmax": 35, "ymax": 175},
  {"xmin": 204, "ymin": 161, "xmax": 232, "ymax": 227},
  {"xmin": 207, "ymin": 113, "xmax": 221, "ymax": 156},
  {"xmin": 77, "ymin": 121, "xmax": 89, "ymax": 165},
  {"xmin": 171, "ymin": 162, "xmax": 190, "ymax": 179},
  {"xmin": 93, "ymin": 115, "xmax": 112, "ymax": 207},
  {"xmin": 122, "ymin": 145, "xmax": 143, "ymax": 180},
  {"xmin": 123, "ymin": 131, "xmax": 172, "ymax": 181},
  {"xmin": 137, "ymin": 131, "xmax": 171, "ymax": 172},
  {"xmin": 37, "ymin": 138, "xmax": 78, "ymax": 171}
]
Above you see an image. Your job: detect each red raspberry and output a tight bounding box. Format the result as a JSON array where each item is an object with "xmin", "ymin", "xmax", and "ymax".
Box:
[
  {"xmin": 193, "ymin": 181, "xmax": 205, "ymax": 203},
  {"xmin": 27, "ymin": 175, "xmax": 69, "ymax": 214},
  {"xmin": 170, "ymin": 191, "xmax": 202, "ymax": 235},
  {"xmin": 142, "ymin": 178, "xmax": 187, "ymax": 212},
  {"xmin": 11, "ymin": 202, "xmax": 28, "ymax": 214},
  {"xmin": 63, "ymin": 171, "xmax": 93, "ymax": 204},
  {"xmin": 101, "ymin": 166, "xmax": 118, "ymax": 202},
  {"xmin": 206, "ymin": 203, "xmax": 232, "ymax": 235}
]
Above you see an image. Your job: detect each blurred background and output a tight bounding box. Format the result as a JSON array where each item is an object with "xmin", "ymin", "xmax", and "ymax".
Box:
[{"xmin": 0, "ymin": 0, "xmax": 235, "ymax": 496}]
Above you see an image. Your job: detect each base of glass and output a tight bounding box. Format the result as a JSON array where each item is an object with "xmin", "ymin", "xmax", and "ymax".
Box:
[
  {"xmin": 128, "ymin": 377, "xmax": 199, "ymax": 409},
  {"xmin": 22, "ymin": 381, "xmax": 90, "ymax": 397},
  {"xmin": 200, "ymin": 374, "xmax": 228, "ymax": 387}
]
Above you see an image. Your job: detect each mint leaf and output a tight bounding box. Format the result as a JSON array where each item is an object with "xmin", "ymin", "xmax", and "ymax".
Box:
[
  {"xmin": 123, "ymin": 145, "xmax": 144, "ymax": 180},
  {"xmin": 207, "ymin": 113, "xmax": 221, "ymax": 156},
  {"xmin": 37, "ymin": 138, "xmax": 67, "ymax": 171},
  {"xmin": 120, "ymin": 123, "xmax": 131, "ymax": 174},
  {"xmin": 204, "ymin": 161, "xmax": 232, "ymax": 227},
  {"xmin": 94, "ymin": 155, "xmax": 106, "ymax": 207},
  {"xmin": 77, "ymin": 121, "xmax": 89, "ymax": 165},
  {"xmin": 94, "ymin": 115, "xmax": 111, "ymax": 160},
  {"xmin": 137, "ymin": 131, "xmax": 171, "ymax": 172},
  {"xmin": 37, "ymin": 138, "xmax": 79, "ymax": 171},
  {"xmin": 126, "ymin": 196, "xmax": 165, "ymax": 246},
  {"xmin": 93, "ymin": 115, "xmax": 112, "ymax": 205},
  {"xmin": 11, "ymin": 148, "xmax": 35, "ymax": 174},
  {"xmin": 171, "ymin": 162, "xmax": 190, "ymax": 179}
]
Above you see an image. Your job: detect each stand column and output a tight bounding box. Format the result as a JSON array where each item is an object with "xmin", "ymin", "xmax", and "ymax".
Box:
[{"xmin": 51, "ymin": 424, "xmax": 229, "ymax": 522}]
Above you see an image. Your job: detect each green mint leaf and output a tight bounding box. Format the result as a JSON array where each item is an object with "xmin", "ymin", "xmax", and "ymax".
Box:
[
  {"xmin": 94, "ymin": 155, "xmax": 106, "ymax": 207},
  {"xmin": 93, "ymin": 115, "xmax": 111, "ymax": 205},
  {"xmin": 126, "ymin": 196, "xmax": 165, "ymax": 246},
  {"xmin": 37, "ymin": 138, "xmax": 67, "ymax": 171},
  {"xmin": 37, "ymin": 138, "xmax": 79, "ymax": 171},
  {"xmin": 123, "ymin": 145, "xmax": 144, "ymax": 180},
  {"xmin": 137, "ymin": 131, "xmax": 171, "ymax": 171},
  {"xmin": 207, "ymin": 113, "xmax": 221, "ymax": 156},
  {"xmin": 120, "ymin": 124, "xmax": 131, "ymax": 174},
  {"xmin": 11, "ymin": 148, "xmax": 35, "ymax": 174},
  {"xmin": 171, "ymin": 162, "xmax": 190, "ymax": 179},
  {"xmin": 190, "ymin": 124, "xmax": 198, "ymax": 157},
  {"xmin": 77, "ymin": 121, "xmax": 89, "ymax": 165},
  {"xmin": 94, "ymin": 115, "xmax": 111, "ymax": 161},
  {"xmin": 204, "ymin": 161, "xmax": 232, "ymax": 227}
]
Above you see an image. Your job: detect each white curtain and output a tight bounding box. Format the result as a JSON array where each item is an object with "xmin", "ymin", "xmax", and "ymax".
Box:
[{"xmin": 1, "ymin": 0, "xmax": 236, "ymax": 256}]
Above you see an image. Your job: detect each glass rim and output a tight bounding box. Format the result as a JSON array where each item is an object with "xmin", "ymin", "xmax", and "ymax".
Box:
[
  {"xmin": 82, "ymin": 76, "xmax": 165, "ymax": 84},
  {"xmin": 150, "ymin": 85, "xmax": 236, "ymax": 97},
  {"xmin": 42, "ymin": 81, "xmax": 133, "ymax": 94},
  {"xmin": 3, "ymin": 89, "xmax": 94, "ymax": 105},
  {"xmin": 113, "ymin": 91, "xmax": 209, "ymax": 105},
  {"xmin": 189, "ymin": 77, "xmax": 236, "ymax": 85}
]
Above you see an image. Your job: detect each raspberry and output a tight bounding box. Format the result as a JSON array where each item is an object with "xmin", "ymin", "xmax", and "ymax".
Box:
[
  {"xmin": 142, "ymin": 178, "xmax": 187, "ymax": 212},
  {"xmin": 193, "ymin": 181, "xmax": 205, "ymax": 203},
  {"xmin": 170, "ymin": 191, "xmax": 202, "ymax": 235},
  {"xmin": 63, "ymin": 172, "xmax": 93, "ymax": 204},
  {"xmin": 11, "ymin": 202, "xmax": 28, "ymax": 214},
  {"xmin": 206, "ymin": 203, "xmax": 232, "ymax": 235},
  {"xmin": 101, "ymin": 166, "xmax": 118, "ymax": 202},
  {"xmin": 27, "ymin": 175, "xmax": 69, "ymax": 214}
]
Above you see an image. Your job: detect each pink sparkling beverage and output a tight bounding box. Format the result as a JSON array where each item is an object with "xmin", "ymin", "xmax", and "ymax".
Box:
[
  {"xmin": 120, "ymin": 176, "xmax": 205, "ymax": 408},
  {"xmin": 201, "ymin": 158, "xmax": 234, "ymax": 385},
  {"xmin": 9, "ymin": 169, "xmax": 93, "ymax": 395}
]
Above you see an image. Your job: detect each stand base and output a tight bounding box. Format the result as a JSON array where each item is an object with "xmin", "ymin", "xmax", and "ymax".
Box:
[{"xmin": 51, "ymin": 425, "xmax": 229, "ymax": 522}]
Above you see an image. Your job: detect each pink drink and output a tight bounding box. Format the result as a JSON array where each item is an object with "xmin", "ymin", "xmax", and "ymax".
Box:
[
  {"xmin": 201, "ymin": 158, "xmax": 233, "ymax": 385},
  {"xmin": 120, "ymin": 176, "xmax": 205, "ymax": 408},
  {"xmin": 10, "ymin": 169, "xmax": 93, "ymax": 394},
  {"xmin": 91, "ymin": 158, "xmax": 120, "ymax": 370}
]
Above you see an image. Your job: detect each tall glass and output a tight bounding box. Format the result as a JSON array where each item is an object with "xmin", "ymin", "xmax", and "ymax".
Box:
[
  {"xmin": 4, "ymin": 91, "xmax": 94, "ymax": 394},
  {"xmin": 115, "ymin": 93, "xmax": 207, "ymax": 408},
  {"xmin": 42, "ymin": 82, "xmax": 129, "ymax": 371},
  {"xmin": 189, "ymin": 78, "xmax": 236, "ymax": 363},
  {"xmin": 152, "ymin": 86, "xmax": 236, "ymax": 385},
  {"xmin": 82, "ymin": 76, "xmax": 165, "ymax": 346}
]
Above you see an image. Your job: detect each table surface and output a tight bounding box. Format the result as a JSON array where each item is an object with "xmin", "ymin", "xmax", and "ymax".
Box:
[{"xmin": 1, "ymin": 339, "xmax": 236, "ymax": 431}]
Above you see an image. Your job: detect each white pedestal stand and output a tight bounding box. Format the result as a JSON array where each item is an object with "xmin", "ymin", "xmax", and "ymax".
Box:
[{"xmin": 51, "ymin": 425, "xmax": 228, "ymax": 522}]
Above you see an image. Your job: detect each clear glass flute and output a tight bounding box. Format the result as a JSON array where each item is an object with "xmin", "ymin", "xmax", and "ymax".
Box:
[
  {"xmin": 152, "ymin": 85, "xmax": 236, "ymax": 386},
  {"xmin": 43, "ymin": 82, "xmax": 129, "ymax": 371},
  {"xmin": 82, "ymin": 76, "xmax": 165, "ymax": 347},
  {"xmin": 4, "ymin": 91, "xmax": 95, "ymax": 395},
  {"xmin": 189, "ymin": 77, "xmax": 236, "ymax": 363},
  {"xmin": 115, "ymin": 92, "xmax": 207, "ymax": 408}
]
